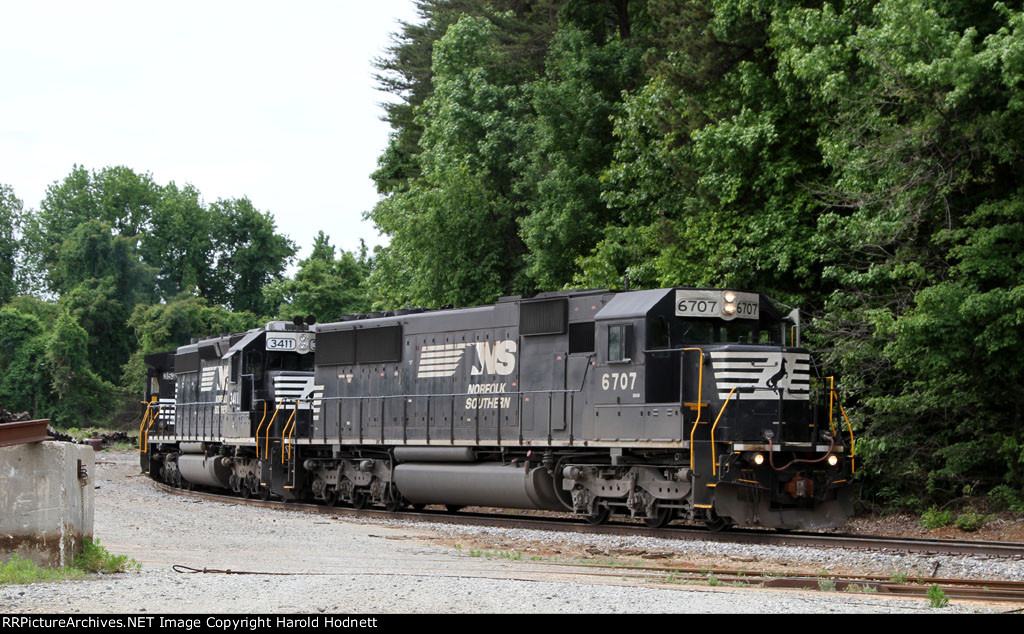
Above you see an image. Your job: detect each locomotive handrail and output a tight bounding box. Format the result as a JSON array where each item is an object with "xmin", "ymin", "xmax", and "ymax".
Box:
[
  {"xmin": 282, "ymin": 401, "xmax": 298, "ymax": 461},
  {"xmin": 138, "ymin": 402, "xmax": 152, "ymax": 454},
  {"xmin": 142, "ymin": 402, "xmax": 159, "ymax": 453},
  {"xmin": 254, "ymin": 402, "xmax": 268, "ymax": 460},
  {"xmin": 684, "ymin": 347, "xmax": 705, "ymax": 469},
  {"xmin": 710, "ymin": 387, "xmax": 738, "ymax": 476},
  {"xmin": 837, "ymin": 397, "xmax": 856, "ymax": 475},
  {"xmin": 827, "ymin": 376, "xmax": 838, "ymax": 437},
  {"xmin": 264, "ymin": 406, "xmax": 281, "ymax": 459}
]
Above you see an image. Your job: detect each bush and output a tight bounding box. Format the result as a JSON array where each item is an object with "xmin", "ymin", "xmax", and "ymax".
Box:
[
  {"xmin": 920, "ymin": 506, "xmax": 953, "ymax": 529},
  {"xmin": 954, "ymin": 512, "xmax": 992, "ymax": 532}
]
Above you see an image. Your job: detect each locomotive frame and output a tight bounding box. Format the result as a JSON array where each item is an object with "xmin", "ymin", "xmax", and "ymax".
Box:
[{"xmin": 141, "ymin": 287, "xmax": 856, "ymax": 531}]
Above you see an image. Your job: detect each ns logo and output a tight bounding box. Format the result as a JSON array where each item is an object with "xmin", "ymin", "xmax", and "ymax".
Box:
[{"xmin": 471, "ymin": 340, "xmax": 517, "ymax": 376}]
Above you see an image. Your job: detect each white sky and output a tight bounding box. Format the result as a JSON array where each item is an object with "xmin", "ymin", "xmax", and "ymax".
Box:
[{"xmin": 0, "ymin": 0, "xmax": 421, "ymax": 264}]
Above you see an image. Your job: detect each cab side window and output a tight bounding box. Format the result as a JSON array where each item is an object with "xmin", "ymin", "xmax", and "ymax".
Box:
[{"xmin": 608, "ymin": 324, "xmax": 633, "ymax": 362}]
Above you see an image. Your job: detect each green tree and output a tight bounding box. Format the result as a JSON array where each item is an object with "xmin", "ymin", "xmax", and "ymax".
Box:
[
  {"xmin": 520, "ymin": 9, "xmax": 646, "ymax": 289},
  {"xmin": 141, "ymin": 182, "xmax": 216, "ymax": 300},
  {"xmin": 263, "ymin": 232, "xmax": 373, "ymax": 321},
  {"xmin": 369, "ymin": 14, "xmax": 534, "ymax": 307},
  {"xmin": 207, "ymin": 198, "xmax": 296, "ymax": 314},
  {"xmin": 122, "ymin": 294, "xmax": 262, "ymax": 393},
  {"xmin": 23, "ymin": 165, "xmax": 160, "ymax": 294},
  {"xmin": 0, "ymin": 307, "xmax": 53, "ymax": 416},
  {"xmin": 45, "ymin": 311, "xmax": 117, "ymax": 426},
  {"xmin": 0, "ymin": 184, "xmax": 21, "ymax": 304}
]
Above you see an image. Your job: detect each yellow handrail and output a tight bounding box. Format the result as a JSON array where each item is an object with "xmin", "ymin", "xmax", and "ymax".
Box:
[
  {"xmin": 711, "ymin": 387, "xmax": 738, "ymax": 476},
  {"xmin": 685, "ymin": 348, "xmax": 705, "ymax": 469},
  {"xmin": 263, "ymin": 407, "xmax": 280, "ymax": 459},
  {"xmin": 827, "ymin": 376, "xmax": 837, "ymax": 437},
  {"xmin": 282, "ymin": 404, "xmax": 298, "ymax": 461},
  {"xmin": 137, "ymin": 404, "xmax": 151, "ymax": 454},
  {"xmin": 254, "ymin": 402, "xmax": 268, "ymax": 459},
  {"xmin": 838, "ymin": 402, "xmax": 856, "ymax": 474},
  {"xmin": 144, "ymin": 404, "xmax": 157, "ymax": 449}
]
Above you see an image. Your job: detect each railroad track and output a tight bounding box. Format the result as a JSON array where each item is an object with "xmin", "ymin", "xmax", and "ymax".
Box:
[
  {"xmin": 153, "ymin": 481, "xmax": 1024, "ymax": 559},
  {"xmin": 154, "ymin": 481, "xmax": 1024, "ymax": 607}
]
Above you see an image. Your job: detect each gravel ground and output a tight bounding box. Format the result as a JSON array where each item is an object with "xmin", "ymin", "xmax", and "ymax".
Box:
[{"xmin": 2, "ymin": 450, "xmax": 1017, "ymax": 614}]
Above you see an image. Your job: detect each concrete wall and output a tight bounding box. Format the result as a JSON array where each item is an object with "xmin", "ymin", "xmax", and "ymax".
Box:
[{"xmin": 0, "ymin": 441, "xmax": 95, "ymax": 567}]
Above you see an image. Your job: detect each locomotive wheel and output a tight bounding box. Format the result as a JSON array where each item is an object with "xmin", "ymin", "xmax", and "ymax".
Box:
[
  {"xmin": 350, "ymin": 490, "xmax": 368, "ymax": 510},
  {"xmin": 384, "ymin": 497, "xmax": 402, "ymax": 513},
  {"xmin": 585, "ymin": 506, "xmax": 610, "ymax": 525},
  {"xmin": 239, "ymin": 483, "xmax": 251, "ymax": 499},
  {"xmin": 259, "ymin": 485, "xmax": 271, "ymax": 501},
  {"xmin": 705, "ymin": 512, "xmax": 733, "ymax": 532},
  {"xmin": 643, "ymin": 507, "xmax": 673, "ymax": 529},
  {"xmin": 323, "ymin": 488, "xmax": 338, "ymax": 507}
]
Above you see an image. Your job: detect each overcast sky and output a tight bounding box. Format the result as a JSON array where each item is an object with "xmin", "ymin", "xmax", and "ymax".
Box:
[{"xmin": 0, "ymin": 0, "xmax": 421, "ymax": 264}]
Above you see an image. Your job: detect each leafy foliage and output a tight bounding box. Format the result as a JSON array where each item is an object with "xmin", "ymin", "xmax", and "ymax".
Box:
[{"xmin": 368, "ymin": 0, "xmax": 1024, "ymax": 511}]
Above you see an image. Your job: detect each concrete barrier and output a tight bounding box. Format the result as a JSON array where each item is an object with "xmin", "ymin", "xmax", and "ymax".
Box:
[{"xmin": 0, "ymin": 441, "xmax": 95, "ymax": 567}]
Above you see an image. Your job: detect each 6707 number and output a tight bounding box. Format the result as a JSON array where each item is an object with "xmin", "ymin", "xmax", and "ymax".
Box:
[{"xmin": 601, "ymin": 371, "xmax": 637, "ymax": 391}]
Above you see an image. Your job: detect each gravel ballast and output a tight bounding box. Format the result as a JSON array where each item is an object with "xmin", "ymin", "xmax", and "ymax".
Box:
[{"xmin": 2, "ymin": 450, "xmax": 1014, "ymax": 614}]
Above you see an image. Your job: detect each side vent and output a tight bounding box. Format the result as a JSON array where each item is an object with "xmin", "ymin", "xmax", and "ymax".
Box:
[
  {"xmin": 356, "ymin": 326, "xmax": 403, "ymax": 364},
  {"xmin": 317, "ymin": 330, "xmax": 355, "ymax": 365},
  {"xmin": 175, "ymin": 351, "xmax": 200, "ymax": 374},
  {"xmin": 520, "ymin": 298, "xmax": 567, "ymax": 336}
]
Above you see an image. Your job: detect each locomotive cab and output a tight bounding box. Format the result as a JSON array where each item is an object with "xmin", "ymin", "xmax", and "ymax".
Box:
[
  {"xmin": 573, "ymin": 288, "xmax": 854, "ymax": 529},
  {"xmin": 141, "ymin": 318, "xmax": 320, "ymax": 499}
]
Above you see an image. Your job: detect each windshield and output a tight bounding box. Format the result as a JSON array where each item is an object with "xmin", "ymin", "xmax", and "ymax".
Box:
[{"xmin": 648, "ymin": 316, "xmax": 782, "ymax": 347}]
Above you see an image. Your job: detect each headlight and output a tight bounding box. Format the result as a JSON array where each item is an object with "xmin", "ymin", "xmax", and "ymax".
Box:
[
  {"xmin": 723, "ymin": 291, "xmax": 737, "ymax": 303},
  {"xmin": 827, "ymin": 454, "xmax": 839, "ymax": 467},
  {"xmin": 752, "ymin": 453, "xmax": 764, "ymax": 466},
  {"xmin": 724, "ymin": 302, "xmax": 737, "ymax": 315}
]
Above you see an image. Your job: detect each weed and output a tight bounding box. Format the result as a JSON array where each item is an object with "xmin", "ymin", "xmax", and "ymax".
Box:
[
  {"xmin": 74, "ymin": 538, "xmax": 139, "ymax": 573},
  {"xmin": 818, "ymin": 578, "xmax": 836, "ymax": 592},
  {"xmin": 920, "ymin": 506, "xmax": 953, "ymax": 529},
  {"xmin": 890, "ymin": 571, "xmax": 909, "ymax": 584},
  {"xmin": 927, "ymin": 584, "xmax": 949, "ymax": 608},
  {"xmin": 845, "ymin": 583, "xmax": 862, "ymax": 593},
  {"xmin": 706, "ymin": 573, "xmax": 719, "ymax": 586}
]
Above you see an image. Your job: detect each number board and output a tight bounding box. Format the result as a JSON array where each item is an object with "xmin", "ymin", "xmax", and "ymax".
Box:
[
  {"xmin": 674, "ymin": 290, "xmax": 759, "ymax": 321},
  {"xmin": 266, "ymin": 335, "xmax": 297, "ymax": 351}
]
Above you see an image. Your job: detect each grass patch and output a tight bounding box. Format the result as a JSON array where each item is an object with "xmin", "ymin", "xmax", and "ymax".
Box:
[
  {"xmin": 74, "ymin": 538, "xmax": 139, "ymax": 573},
  {"xmin": 0, "ymin": 555, "xmax": 87, "ymax": 585},
  {"xmin": 3, "ymin": 538, "xmax": 138, "ymax": 585}
]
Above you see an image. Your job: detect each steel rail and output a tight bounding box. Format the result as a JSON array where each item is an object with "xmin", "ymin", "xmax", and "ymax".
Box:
[{"xmin": 151, "ymin": 481, "xmax": 1024, "ymax": 559}]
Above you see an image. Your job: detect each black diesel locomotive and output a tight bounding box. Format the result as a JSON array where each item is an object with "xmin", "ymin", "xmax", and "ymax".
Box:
[{"xmin": 141, "ymin": 287, "xmax": 856, "ymax": 530}]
